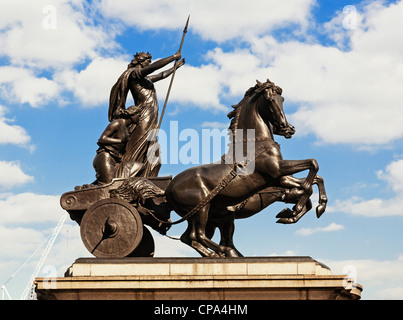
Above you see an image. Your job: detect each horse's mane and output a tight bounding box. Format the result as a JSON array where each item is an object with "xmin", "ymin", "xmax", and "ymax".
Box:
[{"xmin": 227, "ymin": 79, "xmax": 282, "ymax": 134}]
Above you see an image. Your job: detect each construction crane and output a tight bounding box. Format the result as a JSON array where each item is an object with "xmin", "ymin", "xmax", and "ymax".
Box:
[
  {"xmin": 20, "ymin": 213, "xmax": 67, "ymax": 300},
  {"xmin": 1, "ymin": 229, "xmax": 51, "ymax": 300}
]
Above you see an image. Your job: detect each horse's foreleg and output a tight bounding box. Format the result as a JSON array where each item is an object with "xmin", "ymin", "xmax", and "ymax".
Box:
[
  {"xmin": 278, "ymin": 159, "xmax": 319, "ymax": 188},
  {"xmin": 280, "ymin": 174, "xmax": 327, "ymax": 218},
  {"xmin": 278, "ymin": 159, "xmax": 319, "ymax": 214},
  {"xmin": 277, "ymin": 201, "xmax": 312, "ymax": 224},
  {"xmin": 313, "ymin": 175, "xmax": 328, "ymax": 218},
  {"xmin": 278, "ymin": 175, "xmax": 305, "ymax": 189}
]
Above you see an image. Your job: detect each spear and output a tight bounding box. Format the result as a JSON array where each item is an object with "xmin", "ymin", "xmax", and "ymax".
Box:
[
  {"xmin": 157, "ymin": 15, "xmax": 190, "ymax": 130},
  {"xmin": 145, "ymin": 16, "xmax": 189, "ymax": 177}
]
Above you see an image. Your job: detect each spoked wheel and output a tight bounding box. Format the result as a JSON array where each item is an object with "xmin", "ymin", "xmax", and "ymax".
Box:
[{"xmin": 80, "ymin": 198, "xmax": 145, "ymax": 258}]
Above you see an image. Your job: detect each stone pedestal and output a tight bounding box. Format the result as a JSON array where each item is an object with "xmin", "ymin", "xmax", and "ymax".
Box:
[{"xmin": 34, "ymin": 257, "xmax": 362, "ymax": 300}]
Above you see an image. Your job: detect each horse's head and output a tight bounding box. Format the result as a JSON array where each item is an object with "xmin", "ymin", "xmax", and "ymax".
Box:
[{"xmin": 256, "ymin": 79, "xmax": 295, "ymax": 139}]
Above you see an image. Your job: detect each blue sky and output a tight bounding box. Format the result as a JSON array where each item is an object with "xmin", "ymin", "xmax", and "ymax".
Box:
[{"xmin": 1, "ymin": 0, "xmax": 403, "ymax": 300}]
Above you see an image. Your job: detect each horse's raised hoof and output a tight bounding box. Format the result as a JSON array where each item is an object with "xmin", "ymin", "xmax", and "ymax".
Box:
[
  {"xmin": 316, "ymin": 204, "xmax": 326, "ymax": 218},
  {"xmin": 276, "ymin": 217, "xmax": 296, "ymax": 224},
  {"xmin": 276, "ymin": 208, "xmax": 293, "ymax": 218}
]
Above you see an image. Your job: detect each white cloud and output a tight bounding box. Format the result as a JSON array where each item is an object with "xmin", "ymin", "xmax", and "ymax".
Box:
[
  {"xmin": 205, "ymin": 48, "xmax": 268, "ymax": 98},
  {"xmin": 330, "ymin": 158, "xmax": 403, "ymax": 217},
  {"xmin": 324, "ymin": 254, "xmax": 403, "ymax": 299},
  {"xmin": 295, "ymin": 222, "xmax": 345, "ymax": 236},
  {"xmin": 0, "ymin": 219, "xmax": 90, "ymax": 299},
  {"xmin": 201, "ymin": 121, "xmax": 228, "ymax": 130},
  {"xmin": 261, "ymin": 1, "xmax": 403, "ymax": 147},
  {"xmin": 44, "ymin": 222, "xmax": 92, "ymax": 272},
  {"xmin": 377, "ymin": 159, "xmax": 403, "ymax": 193},
  {"xmin": 266, "ymin": 39, "xmax": 403, "ymax": 145},
  {"xmin": 156, "ymin": 64, "xmax": 227, "ymax": 112},
  {"xmin": 56, "ymin": 56, "xmax": 129, "ymax": 107},
  {"xmin": 330, "ymin": 196, "xmax": 402, "ymax": 217},
  {"xmin": 99, "ymin": 0, "xmax": 315, "ymax": 42},
  {"xmin": 0, "ymin": 221, "xmax": 195, "ymax": 299},
  {"xmin": 268, "ymin": 250, "xmax": 297, "ymax": 256},
  {"xmin": 92, "ymin": 0, "xmax": 313, "ymax": 113},
  {"xmin": 0, "ymin": 0, "xmax": 114, "ymax": 70},
  {"xmin": 55, "ymin": 51, "xmax": 244, "ymax": 111},
  {"xmin": 121, "ymin": 0, "xmax": 403, "ymax": 148},
  {"xmin": 0, "ymin": 225, "xmax": 45, "ymax": 257},
  {"xmin": 139, "ymin": 0, "xmax": 398, "ymax": 148},
  {"xmin": 0, "ymin": 105, "xmax": 31, "ymax": 146},
  {"xmin": 1, "ymin": 0, "xmax": 401, "ymax": 148},
  {"xmin": 0, "ymin": 0, "xmax": 119, "ymax": 109},
  {"xmin": 0, "ymin": 161, "xmax": 33, "ymax": 189},
  {"xmin": 154, "ymin": 48, "xmax": 268, "ymax": 113},
  {"xmin": 351, "ymin": 1, "xmax": 403, "ymax": 57},
  {"xmin": 0, "ymin": 67, "xmax": 59, "ymax": 107},
  {"xmin": 0, "ymin": 192, "xmax": 63, "ymax": 225}
]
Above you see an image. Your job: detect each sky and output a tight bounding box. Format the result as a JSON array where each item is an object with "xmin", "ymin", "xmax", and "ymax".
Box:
[{"xmin": 1, "ymin": 0, "xmax": 403, "ymax": 300}]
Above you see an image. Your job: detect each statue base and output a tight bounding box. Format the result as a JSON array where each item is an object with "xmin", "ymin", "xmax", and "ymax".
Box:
[{"xmin": 34, "ymin": 257, "xmax": 362, "ymax": 300}]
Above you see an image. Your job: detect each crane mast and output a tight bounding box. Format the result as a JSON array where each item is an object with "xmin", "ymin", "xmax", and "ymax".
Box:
[{"xmin": 20, "ymin": 213, "xmax": 67, "ymax": 300}]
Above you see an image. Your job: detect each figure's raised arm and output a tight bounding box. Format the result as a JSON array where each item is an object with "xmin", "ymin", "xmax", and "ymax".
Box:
[
  {"xmin": 137, "ymin": 51, "xmax": 182, "ymax": 78},
  {"xmin": 148, "ymin": 58, "xmax": 185, "ymax": 83}
]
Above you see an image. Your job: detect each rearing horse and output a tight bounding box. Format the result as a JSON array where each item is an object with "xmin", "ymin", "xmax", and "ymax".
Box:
[{"xmin": 165, "ymin": 79, "xmax": 326, "ymax": 257}]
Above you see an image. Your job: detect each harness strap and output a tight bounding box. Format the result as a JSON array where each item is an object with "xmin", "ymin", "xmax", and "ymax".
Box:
[
  {"xmin": 148, "ymin": 169, "xmax": 238, "ymax": 225},
  {"xmin": 148, "ymin": 142, "xmax": 272, "ymax": 225}
]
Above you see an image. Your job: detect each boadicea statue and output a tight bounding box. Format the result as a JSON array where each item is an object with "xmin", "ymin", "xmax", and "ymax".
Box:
[{"xmin": 60, "ymin": 17, "xmax": 327, "ymax": 258}]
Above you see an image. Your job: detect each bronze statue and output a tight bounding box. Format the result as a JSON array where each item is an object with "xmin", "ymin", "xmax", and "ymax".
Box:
[
  {"xmin": 206, "ymin": 175, "xmax": 327, "ymax": 257},
  {"xmin": 61, "ymin": 18, "xmax": 327, "ymax": 258},
  {"xmin": 76, "ymin": 51, "xmax": 185, "ymax": 190},
  {"xmin": 62, "ymin": 78, "xmax": 327, "ymax": 258},
  {"xmin": 108, "ymin": 51, "xmax": 185, "ymax": 178},
  {"xmin": 165, "ymin": 79, "xmax": 327, "ymax": 257},
  {"xmin": 93, "ymin": 107, "xmax": 143, "ymax": 185}
]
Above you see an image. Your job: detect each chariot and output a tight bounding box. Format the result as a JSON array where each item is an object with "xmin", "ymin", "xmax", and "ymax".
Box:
[{"xmin": 60, "ymin": 176, "xmax": 172, "ymax": 258}]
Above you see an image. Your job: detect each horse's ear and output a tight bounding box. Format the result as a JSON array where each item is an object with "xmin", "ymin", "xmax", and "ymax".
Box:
[
  {"xmin": 266, "ymin": 78, "xmax": 271, "ymax": 83},
  {"xmin": 256, "ymin": 79, "xmax": 262, "ymax": 86}
]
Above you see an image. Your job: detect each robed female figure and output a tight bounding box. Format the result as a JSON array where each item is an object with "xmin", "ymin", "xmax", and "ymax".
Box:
[{"xmin": 108, "ymin": 51, "xmax": 185, "ymax": 178}]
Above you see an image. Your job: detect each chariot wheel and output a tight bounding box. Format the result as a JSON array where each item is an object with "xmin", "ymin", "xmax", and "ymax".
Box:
[
  {"xmin": 130, "ymin": 226, "xmax": 155, "ymax": 257},
  {"xmin": 80, "ymin": 198, "xmax": 143, "ymax": 258}
]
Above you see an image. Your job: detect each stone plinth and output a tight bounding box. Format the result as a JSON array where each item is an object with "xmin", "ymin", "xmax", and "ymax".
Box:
[{"xmin": 34, "ymin": 257, "xmax": 362, "ymax": 300}]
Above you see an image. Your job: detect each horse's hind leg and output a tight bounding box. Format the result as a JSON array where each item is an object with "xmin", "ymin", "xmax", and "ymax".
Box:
[
  {"xmin": 194, "ymin": 204, "xmax": 239, "ymax": 257},
  {"xmin": 217, "ymin": 218, "xmax": 243, "ymax": 257},
  {"xmin": 206, "ymin": 218, "xmax": 242, "ymax": 257},
  {"xmin": 181, "ymin": 219, "xmax": 218, "ymax": 257}
]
